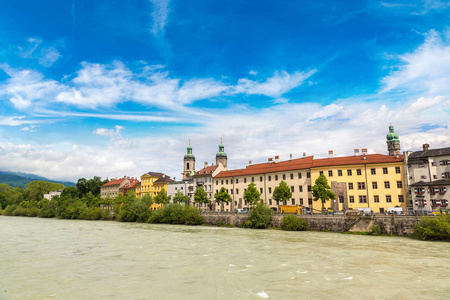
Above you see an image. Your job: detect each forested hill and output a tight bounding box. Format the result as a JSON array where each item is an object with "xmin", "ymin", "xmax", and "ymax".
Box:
[{"xmin": 0, "ymin": 171, "xmax": 75, "ymax": 188}]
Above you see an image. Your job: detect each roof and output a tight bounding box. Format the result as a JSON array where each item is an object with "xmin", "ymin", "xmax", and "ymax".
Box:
[
  {"xmin": 143, "ymin": 172, "xmax": 165, "ymax": 177},
  {"xmin": 193, "ymin": 165, "xmax": 218, "ymax": 177},
  {"xmin": 154, "ymin": 176, "xmax": 175, "ymax": 184},
  {"xmin": 410, "ymin": 180, "xmax": 450, "ymax": 187},
  {"xmin": 408, "ymin": 147, "xmax": 450, "ymax": 159},
  {"xmin": 102, "ymin": 178, "xmax": 127, "ymax": 187},
  {"xmin": 312, "ymin": 154, "xmax": 404, "ymax": 168},
  {"xmin": 119, "ymin": 180, "xmax": 140, "ymax": 190},
  {"xmin": 215, "ymin": 156, "xmax": 314, "ymax": 178}
]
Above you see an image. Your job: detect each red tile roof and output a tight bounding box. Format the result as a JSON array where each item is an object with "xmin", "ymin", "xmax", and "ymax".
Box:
[
  {"xmin": 102, "ymin": 178, "xmax": 127, "ymax": 187},
  {"xmin": 193, "ymin": 165, "xmax": 218, "ymax": 177},
  {"xmin": 312, "ymin": 154, "xmax": 403, "ymax": 168}
]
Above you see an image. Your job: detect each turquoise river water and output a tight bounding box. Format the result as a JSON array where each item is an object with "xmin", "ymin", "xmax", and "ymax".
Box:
[{"xmin": 0, "ymin": 216, "xmax": 449, "ymax": 299}]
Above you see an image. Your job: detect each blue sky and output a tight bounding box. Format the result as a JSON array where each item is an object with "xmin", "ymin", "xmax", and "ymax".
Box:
[{"xmin": 1, "ymin": 0, "xmax": 450, "ymax": 181}]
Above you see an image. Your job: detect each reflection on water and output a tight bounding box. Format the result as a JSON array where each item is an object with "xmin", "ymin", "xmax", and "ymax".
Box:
[{"xmin": 0, "ymin": 216, "xmax": 449, "ymax": 299}]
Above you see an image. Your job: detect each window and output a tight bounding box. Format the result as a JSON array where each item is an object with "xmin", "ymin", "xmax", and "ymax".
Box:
[
  {"xmin": 371, "ymin": 168, "xmax": 376, "ymax": 175},
  {"xmin": 328, "ymin": 170, "xmax": 333, "ymax": 177},
  {"xmin": 338, "ymin": 170, "xmax": 342, "ymax": 176},
  {"xmin": 397, "ymin": 181, "xmax": 402, "ymax": 188},
  {"xmin": 268, "ymin": 176, "xmax": 271, "ymax": 181},
  {"xmin": 298, "ymin": 173, "xmax": 302, "ymax": 179},
  {"xmin": 374, "ymin": 195, "xmax": 379, "ymax": 203},
  {"xmin": 418, "ymin": 164, "xmax": 425, "ymax": 168},
  {"xmin": 307, "ymin": 185, "xmax": 311, "ymax": 192},
  {"xmin": 236, "ymin": 179, "xmax": 239, "ymax": 184},
  {"xmin": 291, "ymin": 186, "xmax": 294, "ymax": 192},
  {"xmin": 300, "ymin": 198, "xmax": 304, "ymax": 205},
  {"xmin": 260, "ymin": 176, "xmax": 263, "ymax": 182},
  {"xmin": 433, "ymin": 175, "xmax": 438, "ymax": 179},
  {"xmin": 307, "ymin": 172, "xmax": 311, "ymax": 178},
  {"xmin": 384, "ymin": 181, "xmax": 390, "ymax": 189},
  {"xmin": 372, "ymin": 182, "xmax": 378, "ymax": 189},
  {"xmin": 268, "ymin": 187, "xmax": 272, "ymax": 193},
  {"xmin": 236, "ymin": 188, "xmax": 239, "ymax": 194},
  {"xmin": 298, "ymin": 186, "xmax": 303, "ymax": 192},
  {"xmin": 283, "ymin": 174, "xmax": 286, "ymax": 180},
  {"xmin": 216, "ymin": 180, "xmax": 218, "ymax": 185},
  {"xmin": 383, "ymin": 168, "xmax": 388, "ymax": 174},
  {"xmin": 319, "ymin": 171, "xmax": 324, "ymax": 176},
  {"xmin": 230, "ymin": 189, "xmax": 233, "ymax": 194},
  {"xmin": 395, "ymin": 167, "xmax": 401, "ymax": 174},
  {"xmin": 226, "ymin": 180, "xmax": 228, "ymax": 184},
  {"xmin": 420, "ymin": 175, "xmax": 427, "ymax": 180},
  {"xmin": 398, "ymin": 195, "xmax": 404, "ymax": 203},
  {"xmin": 292, "ymin": 198, "xmax": 295, "ymax": 205},
  {"xmin": 348, "ymin": 183, "xmax": 354, "ymax": 190},
  {"xmin": 357, "ymin": 182, "xmax": 366, "ymax": 190},
  {"xmin": 443, "ymin": 172, "xmax": 450, "ymax": 179},
  {"xmin": 260, "ymin": 188, "xmax": 263, "ymax": 194},
  {"xmin": 386, "ymin": 195, "xmax": 392, "ymax": 203},
  {"xmin": 251, "ymin": 177, "xmax": 254, "ymax": 182},
  {"xmin": 308, "ymin": 198, "xmax": 313, "ymax": 205},
  {"xmin": 432, "ymin": 162, "xmax": 437, "ymax": 166},
  {"xmin": 269, "ymin": 199, "xmax": 272, "ymax": 205},
  {"xmin": 221, "ymin": 180, "xmax": 224, "ymax": 185},
  {"xmin": 244, "ymin": 178, "xmax": 247, "ymax": 183},
  {"xmin": 349, "ymin": 196, "xmax": 354, "ymax": 203},
  {"xmin": 275, "ymin": 175, "xmax": 278, "ymax": 181},
  {"xmin": 347, "ymin": 170, "xmax": 352, "ymax": 176},
  {"xmin": 359, "ymin": 195, "xmax": 367, "ymax": 203},
  {"xmin": 357, "ymin": 169, "xmax": 362, "ymax": 175},
  {"xmin": 441, "ymin": 160, "xmax": 449, "ymax": 165},
  {"xmin": 290, "ymin": 173, "xmax": 294, "ymax": 180},
  {"xmin": 339, "ymin": 196, "xmax": 344, "ymax": 203}
]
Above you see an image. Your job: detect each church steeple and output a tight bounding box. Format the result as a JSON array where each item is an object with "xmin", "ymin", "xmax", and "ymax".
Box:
[
  {"xmin": 183, "ymin": 140, "xmax": 195, "ymax": 181},
  {"xmin": 386, "ymin": 124, "xmax": 400, "ymax": 156},
  {"xmin": 216, "ymin": 138, "xmax": 228, "ymax": 169}
]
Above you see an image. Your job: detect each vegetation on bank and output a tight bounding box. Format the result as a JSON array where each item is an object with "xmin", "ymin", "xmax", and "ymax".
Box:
[
  {"xmin": 281, "ymin": 215, "xmax": 309, "ymax": 231},
  {"xmin": 412, "ymin": 214, "xmax": 450, "ymax": 241}
]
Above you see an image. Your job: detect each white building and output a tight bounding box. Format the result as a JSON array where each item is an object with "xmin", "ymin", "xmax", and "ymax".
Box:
[{"xmin": 43, "ymin": 190, "xmax": 63, "ymax": 200}]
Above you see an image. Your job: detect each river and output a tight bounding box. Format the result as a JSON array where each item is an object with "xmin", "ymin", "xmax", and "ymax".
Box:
[{"xmin": 0, "ymin": 216, "xmax": 448, "ymax": 299}]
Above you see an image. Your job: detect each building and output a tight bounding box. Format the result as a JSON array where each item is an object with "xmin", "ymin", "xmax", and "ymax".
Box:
[
  {"xmin": 137, "ymin": 172, "xmax": 172, "ymax": 198},
  {"xmin": 405, "ymin": 144, "xmax": 450, "ymax": 212},
  {"xmin": 118, "ymin": 178, "xmax": 140, "ymax": 196},
  {"xmin": 183, "ymin": 142, "xmax": 195, "ymax": 181},
  {"xmin": 167, "ymin": 180, "xmax": 189, "ymax": 202},
  {"xmin": 43, "ymin": 190, "xmax": 63, "ymax": 200},
  {"xmin": 153, "ymin": 174, "xmax": 175, "ymax": 194},
  {"xmin": 101, "ymin": 177, "xmax": 131, "ymax": 199}
]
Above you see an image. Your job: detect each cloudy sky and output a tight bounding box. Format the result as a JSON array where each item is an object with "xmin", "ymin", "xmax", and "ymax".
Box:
[{"xmin": 1, "ymin": 0, "xmax": 450, "ymax": 182}]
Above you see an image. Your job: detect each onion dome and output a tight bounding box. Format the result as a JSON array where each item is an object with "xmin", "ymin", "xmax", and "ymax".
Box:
[
  {"xmin": 386, "ymin": 125, "xmax": 399, "ymax": 142},
  {"xmin": 216, "ymin": 142, "xmax": 227, "ymax": 158}
]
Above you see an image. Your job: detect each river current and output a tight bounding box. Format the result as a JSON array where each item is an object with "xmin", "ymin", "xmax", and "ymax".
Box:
[{"xmin": 0, "ymin": 216, "xmax": 448, "ymax": 299}]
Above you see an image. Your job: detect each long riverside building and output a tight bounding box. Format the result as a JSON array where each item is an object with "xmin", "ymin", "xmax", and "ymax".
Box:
[{"xmin": 214, "ymin": 152, "xmax": 407, "ymax": 213}]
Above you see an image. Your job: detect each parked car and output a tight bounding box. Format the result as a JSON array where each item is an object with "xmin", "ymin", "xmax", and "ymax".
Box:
[{"xmin": 237, "ymin": 208, "xmax": 249, "ymax": 213}]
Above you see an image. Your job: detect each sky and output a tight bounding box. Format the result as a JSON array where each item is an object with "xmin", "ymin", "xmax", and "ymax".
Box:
[{"xmin": 1, "ymin": 0, "xmax": 450, "ymax": 182}]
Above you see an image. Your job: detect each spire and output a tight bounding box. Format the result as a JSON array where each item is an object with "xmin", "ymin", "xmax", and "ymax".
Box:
[{"xmin": 386, "ymin": 124, "xmax": 400, "ymax": 156}]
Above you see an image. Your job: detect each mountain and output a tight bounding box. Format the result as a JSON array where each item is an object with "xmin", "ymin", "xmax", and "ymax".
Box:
[{"xmin": 0, "ymin": 171, "xmax": 76, "ymax": 188}]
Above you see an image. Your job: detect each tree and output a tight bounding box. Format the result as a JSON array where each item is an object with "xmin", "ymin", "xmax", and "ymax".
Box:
[
  {"xmin": 243, "ymin": 182, "xmax": 261, "ymax": 207},
  {"xmin": 312, "ymin": 174, "xmax": 336, "ymax": 211},
  {"xmin": 24, "ymin": 180, "xmax": 65, "ymax": 202},
  {"xmin": 272, "ymin": 180, "xmax": 292, "ymax": 210},
  {"xmin": 194, "ymin": 186, "xmax": 209, "ymax": 208},
  {"xmin": 172, "ymin": 190, "xmax": 189, "ymax": 204},
  {"xmin": 154, "ymin": 188, "xmax": 168, "ymax": 205},
  {"xmin": 214, "ymin": 187, "xmax": 232, "ymax": 212}
]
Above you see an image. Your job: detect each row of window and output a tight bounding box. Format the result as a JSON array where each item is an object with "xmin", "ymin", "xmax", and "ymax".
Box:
[
  {"xmin": 347, "ymin": 195, "xmax": 404, "ymax": 203},
  {"xmin": 320, "ymin": 167, "xmax": 401, "ymax": 177},
  {"xmin": 348, "ymin": 181, "xmax": 403, "ymax": 190},
  {"xmin": 216, "ymin": 172, "xmax": 312, "ymax": 186}
]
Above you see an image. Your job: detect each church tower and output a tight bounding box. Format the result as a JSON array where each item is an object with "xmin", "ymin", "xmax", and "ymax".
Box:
[
  {"xmin": 386, "ymin": 125, "xmax": 400, "ymax": 156},
  {"xmin": 216, "ymin": 139, "xmax": 228, "ymax": 169},
  {"xmin": 183, "ymin": 141, "xmax": 195, "ymax": 181}
]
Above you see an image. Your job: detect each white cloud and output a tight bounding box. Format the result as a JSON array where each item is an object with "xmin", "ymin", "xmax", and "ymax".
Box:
[
  {"xmin": 150, "ymin": 0, "xmax": 171, "ymax": 37},
  {"xmin": 93, "ymin": 125, "xmax": 124, "ymax": 138},
  {"xmin": 382, "ymin": 30, "xmax": 450, "ymax": 95},
  {"xmin": 18, "ymin": 38, "xmax": 61, "ymax": 67}
]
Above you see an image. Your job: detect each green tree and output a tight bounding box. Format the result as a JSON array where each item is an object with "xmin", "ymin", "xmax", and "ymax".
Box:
[
  {"xmin": 61, "ymin": 186, "xmax": 78, "ymax": 199},
  {"xmin": 214, "ymin": 187, "xmax": 232, "ymax": 212},
  {"xmin": 194, "ymin": 186, "xmax": 209, "ymax": 208},
  {"xmin": 272, "ymin": 180, "xmax": 292, "ymax": 210},
  {"xmin": 248, "ymin": 202, "xmax": 272, "ymax": 229},
  {"xmin": 312, "ymin": 174, "xmax": 336, "ymax": 211},
  {"xmin": 24, "ymin": 180, "xmax": 65, "ymax": 202},
  {"xmin": 154, "ymin": 188, "xmax": 168, "ymax": 205},
  {"xmin": 243, "ymin": 182, "xmax": 261, "ymax": 207},
  {"xmin": 172, "ymin": 190, "xmax": 189, "ymax": 204}
]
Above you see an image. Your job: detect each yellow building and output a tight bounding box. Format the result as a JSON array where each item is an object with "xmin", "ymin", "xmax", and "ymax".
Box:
[
  {"xmin": 137, "ymin": 172, "xmax": 174, "ymax": 199},
  {"xmin": 311, "ymin": 150, "xmax": 407, "ymax": 213}
]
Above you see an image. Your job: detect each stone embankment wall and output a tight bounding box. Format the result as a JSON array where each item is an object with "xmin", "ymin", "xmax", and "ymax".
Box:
[{"xmin": 201, "ymin": 212, "xmax": 421, "ymax": 236}]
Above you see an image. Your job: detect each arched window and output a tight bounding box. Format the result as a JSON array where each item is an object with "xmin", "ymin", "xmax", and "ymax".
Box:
[{"xmin": 187, "ymin": 162, "xmax": 190, "ymax": 170}]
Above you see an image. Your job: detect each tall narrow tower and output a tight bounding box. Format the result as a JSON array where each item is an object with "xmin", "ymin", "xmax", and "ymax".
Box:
[
  {"xmin": 216, "ymin": 139, "xmax": 228, "ymax": 169},
  {"xmin": 183, "ymin": 141, "xmax": 195, "ymax": 181},
  {"xmin": 386, "ymin": 125, "xmax": 400, "ymax": 156}
]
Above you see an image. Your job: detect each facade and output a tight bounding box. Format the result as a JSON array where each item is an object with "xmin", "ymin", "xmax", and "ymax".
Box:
[
  {"xmin": 406, "ymin": 144, "xmax": 450, "ymax": 212},
  {"xmin": 167, "ymin": 180, "xmax": 189, "ymax": 202},
  {"xmin": 153, "ymin": 174, "xmax": 175, "ymax": 194},
  {"xmin": 310, "ymin": 151, "xmax": 407, "ymax": 213},
  {"xmin": 101, "ymin": 178, "xmax": 131, "ymax": 199},
  {"xmin": 137, "ymin": 172, "xmax": 172, "ymax": 198},
  {"xmin": 43, "ymin": 190, "xmax": 63, "ymax": 200},
  {"xmin": 118, "ymin": 178, "xmax": 140, "ymax": 196}
]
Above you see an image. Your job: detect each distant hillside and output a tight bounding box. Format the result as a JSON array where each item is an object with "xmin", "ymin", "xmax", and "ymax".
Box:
[{"xmin": 0, "ymin": 171, "xmax": 76, "ymax": 188}]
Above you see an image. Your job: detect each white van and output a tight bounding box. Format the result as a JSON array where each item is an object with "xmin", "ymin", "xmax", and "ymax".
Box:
[{"xmin": 387, "ymin": 207, "xmax": 403, "ymax": 215}]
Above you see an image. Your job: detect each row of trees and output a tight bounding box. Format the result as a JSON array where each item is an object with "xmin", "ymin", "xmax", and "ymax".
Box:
[{"xmin": 192, "ymin": 174, "xmax": 336, "ymax": 212}]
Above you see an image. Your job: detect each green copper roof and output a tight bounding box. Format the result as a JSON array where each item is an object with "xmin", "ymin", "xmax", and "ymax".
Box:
[
  {"xmin": 185, "ymin": 143, "xmax": 195, "ymax": 158},
  {"xmin": 216, "ymin": 142, "xmax": 227, "ymax": 158},
  {"xmin": 386, "ymin": 125, "xmax": 399, "ymax": 142}
]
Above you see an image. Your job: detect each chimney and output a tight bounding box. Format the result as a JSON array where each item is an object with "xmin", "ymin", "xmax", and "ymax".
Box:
[
  {"xmin": 354, "ymin": 149, "xmax": 360, "ymax": 156},
  {"xmin": 275, "ymin": 155, "xmax": 280, "ymax": 163},
  {"xmin": 361, "ymin": 148, "xmax": 367, "ymax": 156},
  {"xmin": 395, "ymin": 150, "xmax": 400, "ymax": 159},
  {"xmin": 290, "ymin": 154, "xmax": 293, "ymax": 160},
  {"xmin": 174, "ymin": 177, "xmax": 176, "ymax": 181},
  {"xmin": 328, "ymin": 150, "xmax": 333, "ymax": 159},
  {"xmin": 423, "ymin": 144, "xmax": 430, "ymax": 151},
  {"xmin": 204, "ymin": 162, "xmax": 208, "ymax": 168},
  {"xmin": 268, "ymin": 158, "xmax": 273, "ymax": 162},
  {"xmin": 249, "ymin": 160, "xmax": 252, "ymax": 166},
  {"xmin": 303, "ymin": 152, "xmax": 306, "ymax": 158}
]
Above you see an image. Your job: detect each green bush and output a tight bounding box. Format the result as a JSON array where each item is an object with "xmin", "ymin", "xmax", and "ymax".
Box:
[
  {"xmin": 147, "ymin": 204, "xmax": 203, "ymax": 225},
  {"xmin": 370, "ymin": 224, "xmax": 382, "ymax": 236},
  {"xmin": 39, "ymin": 200, "xmax": 58, "ymax": 218},
  {"xmin": 281, "ymin": 215, "xmax": 308, "ymax": 231},
  {"xmin": 3, "ymin": 205, "xmax": 17, "ymax": 216},
  {"xmin": 413, "ymin": 215, "xmax": 450, "ymax": 241},
  {"xmin": 183, "ymin": 205, "xmax": 203, "ymax": 225},
  {"xmin": 248, "ymin": 202, "xmax": 272, "ymax": 229}
]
